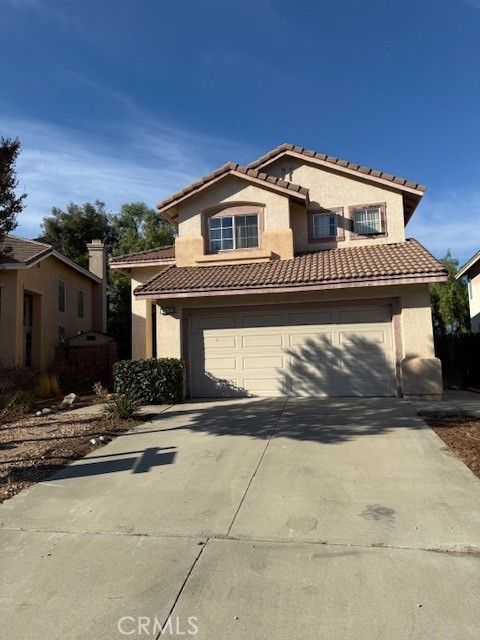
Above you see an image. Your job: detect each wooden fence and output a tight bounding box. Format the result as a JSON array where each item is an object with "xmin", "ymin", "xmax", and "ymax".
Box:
[{"xmin": 434, "ymin": 333, "xmax": 480, "ymax": 389}]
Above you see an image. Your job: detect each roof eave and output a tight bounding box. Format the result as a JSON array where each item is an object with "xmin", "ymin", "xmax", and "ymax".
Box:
[
  {"xmin": 110, "ymin": 258, "xmax": 175, "ymax": 270},
  {"xmin": 134, "ymin": 272, "xmax": 447, "ymax": 300},
  {"xmin": 156, "ymin": 169, "xmax": 309, "ymax": 218},
  {"xmin": 456, "ymin": 251, "xmax": 480, "ymax": 279}
]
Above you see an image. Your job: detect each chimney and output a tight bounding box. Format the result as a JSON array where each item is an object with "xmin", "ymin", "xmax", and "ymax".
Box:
[{"xmin": 86, "ymin": 239, "xmax": 107, "ymax": 333}]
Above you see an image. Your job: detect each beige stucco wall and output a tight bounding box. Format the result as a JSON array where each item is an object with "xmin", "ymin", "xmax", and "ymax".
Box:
[
  {"xmin": 263, "ymin": 157, "xmax": 406, "ymax": 252},
  {"xmin": 469, "ymin": 265, "xmax": 480, "ymax": 333},
  {"xmin": 175, "ymin": 175, "xmax": 293, "ymax": 265},
  {"xmin": 171, "ymin": 159, "xmax": 408, "ymax": 267},
  {"xmin": 0, "ymin": 256, "xmax": 98, "ymax": 370},
  {"xmin": 129, "ymin": 265, "xmax": 172, "ymax": 359}
]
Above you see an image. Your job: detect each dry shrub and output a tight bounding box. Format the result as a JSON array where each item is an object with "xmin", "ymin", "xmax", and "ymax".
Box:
[{"xmin": 36, "ymin": 373, "xmax": 61, "ymax": 399}]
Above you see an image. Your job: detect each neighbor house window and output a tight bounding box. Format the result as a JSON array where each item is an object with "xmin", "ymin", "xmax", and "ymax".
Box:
[
  {"xmin": 208, "ymin": 213, "xmax": 259, "ymax": 252},
  {"xmin": 313, "ymin": 212, "xmax": 337, "ymax": 239},
  {"xmin": 77, "ymin": 289, "xmax": 84, "ymax": 318},
  {"xmin": 58, "ymin": 280, "xmax": 66, "ymax": 312},
  {"xmin": 468, "ymin": 278, "xmax": 473, "ymax": 299},
  {"xmin": 351, "ymin": 204, "xmax": 386, "ymax": 236}
]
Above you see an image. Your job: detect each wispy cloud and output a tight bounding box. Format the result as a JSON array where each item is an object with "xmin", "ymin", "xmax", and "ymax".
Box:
[
  {"xmin": 464, "ymin": 0, "xmax": 480, "ymax": 8},
  {"xmin": 407, "ymin": 189, "xmax": 480, "ymax": 264},
  {"xmin": 0, "ymin": 112, "xmax": 257, "ymax": 237}
]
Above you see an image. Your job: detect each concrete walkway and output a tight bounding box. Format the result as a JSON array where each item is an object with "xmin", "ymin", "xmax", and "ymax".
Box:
[
  {"xmin": 1, "ymin": 398, "xmax": 479, "ymax": 639},
  {"xmin": 407, "ymin": 389, "xmax": 480, "ymax": 417}
]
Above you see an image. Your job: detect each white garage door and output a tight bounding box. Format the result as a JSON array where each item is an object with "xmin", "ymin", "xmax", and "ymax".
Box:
[{"xmin": 189, "ymin": 305, "xmax": 397, "ymax": 397}]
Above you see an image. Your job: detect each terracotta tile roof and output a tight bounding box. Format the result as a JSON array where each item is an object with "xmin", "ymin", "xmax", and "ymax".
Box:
[
  {"xmin": 0, "ymin": 235, "xmax": 52, "ymax": 264},
  {"xmin": 110, "ymin": 245, "xmax": 175, "ymax": 265},
  {"xmin": 135, "ymin": 239, "xmax": 446, "ymax": 298},
  {"xmin": 156, "ymin": 162, "xmax": 309, "ymax": 214},
  {"xmin": 247, "ymin": 143, "xmax": 427, "ymax": 192}
]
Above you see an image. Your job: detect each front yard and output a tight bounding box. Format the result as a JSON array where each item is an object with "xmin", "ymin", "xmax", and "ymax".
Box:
[{"xmin": 0, "ymin": 409, "xmax": 140, "ymax": 502}]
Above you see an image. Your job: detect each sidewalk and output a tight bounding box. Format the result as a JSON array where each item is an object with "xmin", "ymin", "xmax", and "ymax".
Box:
[{"xmin": 407, "ymin": 390, "xmax": 480, "ymax": 417}]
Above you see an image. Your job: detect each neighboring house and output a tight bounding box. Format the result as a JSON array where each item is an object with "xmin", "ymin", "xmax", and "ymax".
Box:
[
  {"xmin": 456, "ymin": 250, "xmax": 480, "ymax": 332},
  {"xmin": 110, "ymin": 143, "xmax": 447, "ymax": 398},
  {"xmin": 0, "ymin": 236, "xmax": 107, "ymax": 371}
]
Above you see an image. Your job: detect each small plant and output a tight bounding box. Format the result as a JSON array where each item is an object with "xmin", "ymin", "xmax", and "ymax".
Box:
[
  {"xmin": 93, "ymin": 381, "xmax": 109, "ymax": 400},
  {"xmin": 36, "ymin": 373, "xmax": 61, "ymax": 399},
  {"xmin": 0, "ymin": 389, "xmax": 37, "ymax": 423},
  {"xmin": 102, "ymin": 394, "xmax": 139, "ymax": 421}
]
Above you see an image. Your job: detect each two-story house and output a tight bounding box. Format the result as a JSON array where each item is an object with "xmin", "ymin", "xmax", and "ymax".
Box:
[
  {"xmin": 110, "ymin": 143, "xmax": 447, "ymax": 398},
  {"xmin": 456, "ymin": 250, "xmax": 480, "ymax": 333},
  {"xmin": 0, "ymin": 236, "xmax": 107, "ymax": 371}
]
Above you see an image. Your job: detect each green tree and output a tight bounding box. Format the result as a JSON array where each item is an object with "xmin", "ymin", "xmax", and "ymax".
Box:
[
  {"xmin": 37, "ymin": 200, "xmax": 113, "ymax": 268},
  {"xmin": 430, "ymin": 251, "xmax": 470, "ymax": 335},
  {"xmin": 0, "ymin": 137, "xmax": 26, "ymax": 263},
  {"xmin": 109, "ymin": 203, "xmax": 174, "ymax": 358}
]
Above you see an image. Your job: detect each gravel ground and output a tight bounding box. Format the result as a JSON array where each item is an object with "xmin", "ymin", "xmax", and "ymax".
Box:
[
  {"xmin": 0, "ymin": 409, "xmax": 140, "ymax": 502},
  {"xmin": 425, "ymin": 416, "xmax": 480, "ymax": 478}
]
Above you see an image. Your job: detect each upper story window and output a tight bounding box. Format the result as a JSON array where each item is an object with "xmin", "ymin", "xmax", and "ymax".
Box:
[
  {"xmin": 313, "ymin": 212, "xmax": 337, "ymax": 239},
  {"xmin": 207, "ymin": 205, "xmax": 262, "ymax": 252},
  {"xmin": 308, "ymin": 207, "xmax": 344, "ymax": 244},
  {"xmin": 58, "ymin": 280, "xmax": 66, "ymax": 312},
  {"xmin": 468, "ymin": 278, "xmax": 473, "ymax": 299},
  {"xmin": 77, "ymin": 289, "xmax": 84, "ymax": 318},
  {"xmin": 350, "ymin": 203, "xmax": 387, "ymax": 238}
]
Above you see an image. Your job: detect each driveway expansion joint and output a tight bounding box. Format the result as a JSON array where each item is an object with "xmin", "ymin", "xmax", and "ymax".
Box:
[{"xmin": 226, "ymin": 397, "xmax": 288, "ymax": 537}]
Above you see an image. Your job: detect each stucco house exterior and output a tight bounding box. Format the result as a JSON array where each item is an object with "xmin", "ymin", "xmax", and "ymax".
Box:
[
  {"xmin": 0, "ymin": 236, "xmax": 107, "ymax": 371},
  {"xmin": 456, "ymin": 250, "xmax": 480, "ymax": 332},
  {"xmin": 110, "ymin": 143, "xmax": 447, "ymax": 398}
]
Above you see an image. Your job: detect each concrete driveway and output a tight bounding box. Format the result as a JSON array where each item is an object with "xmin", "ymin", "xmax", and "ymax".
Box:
[{"xmin": 1, "ymin": 398, "xmax": 480, "ymax": 639}]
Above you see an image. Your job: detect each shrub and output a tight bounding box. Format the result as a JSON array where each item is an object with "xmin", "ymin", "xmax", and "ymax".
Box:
[
  {"xmin": 0, "ymin": 389, "xmax": 37, "ymax": 422},
  {"xmin": 102, "ymin": 394, "xmax": 139, "ymax": 420},
  {"xmin": 36, "ymin": 373, "xmax": 61, "ymax": 399},
  {"xmin": 113, "ymin": 358, "xmax": 184, "ymax": 404}
]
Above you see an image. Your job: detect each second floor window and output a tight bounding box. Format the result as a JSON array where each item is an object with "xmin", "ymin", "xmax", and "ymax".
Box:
[
  {"xmin": 209, "ymin": 214, "xmax": 259, "ymax": 251},
  {"xmin": 353, "ymin": 207, "xmax": 382, "ymax": 235},
  {"xmin": 58, "ymin": 280, "xmax": 66, "ymax": 312},
  {"xmin": 313, "ymin": 212, "xmax": 337, "ymax": 239}
]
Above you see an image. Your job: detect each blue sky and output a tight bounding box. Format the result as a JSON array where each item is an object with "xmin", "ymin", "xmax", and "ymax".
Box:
[{"xmin": 1, "ymin": 0, "xmax": 480, "ymax": 264}]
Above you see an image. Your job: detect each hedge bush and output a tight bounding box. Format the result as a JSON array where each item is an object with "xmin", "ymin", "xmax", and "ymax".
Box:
[{"xmin": 113, "ymin": 358, "xmax": 184, "ymax": 404}]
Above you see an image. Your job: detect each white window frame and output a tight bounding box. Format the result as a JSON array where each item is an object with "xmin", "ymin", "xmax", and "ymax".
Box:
[
  {"xmin": 58, "ymin": 280, "xmax": 66, "ymax": 312},
  {"xmin": 208, "ymin": 213, "xmax": 259, "ymax": 252},
  {"xmin": 312, "ymin": 212, "xmax": 337, "ymax": 239}
]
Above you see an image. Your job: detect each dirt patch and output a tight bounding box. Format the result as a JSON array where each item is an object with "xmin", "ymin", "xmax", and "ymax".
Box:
[
  {"xmin": 0, "ymin": 410, "xmax": 142, "ymax": 502},
  {"xmin": 425, "ymin": 416, "xmax": 480, "ymax": 478}
]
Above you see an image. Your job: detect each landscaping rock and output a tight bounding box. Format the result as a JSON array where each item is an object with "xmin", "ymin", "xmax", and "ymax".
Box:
[
  {"xmin": 41, "ymin": 408, "xmax": 52, "ymax": 415},
  {"xmin": 61, "ymin": 393, "xmax": 77, "ymax": 407},
  {"xmin": 35, "ymin": 411, "xmax": 42, "ymax": 417}
]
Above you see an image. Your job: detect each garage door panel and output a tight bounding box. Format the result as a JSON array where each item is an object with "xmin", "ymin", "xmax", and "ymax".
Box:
[
  {"xmin": 339, "ymin": 330, "xmax": 389, "ymax": 346},
  {"xmin": 190, "ymin": 305, "xmax": 396, "ymax": 398},
  {"xmin": 288, "ymin": 332, "xmax": 333, "ymax": 347},
  {"xmin": 204, "ymin": 356, "xmax": 237, "ymax": 371},
  {"xmin": 242, "ymin": 334, "xmax": 283, "ymax": 348},
  {"xmin": 204, "ymin": 334, "xmax": 237, "ymax": 349},
  {"xmin": 243, "ymin": 355, "xmax": 284, "ymax": 370}
]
